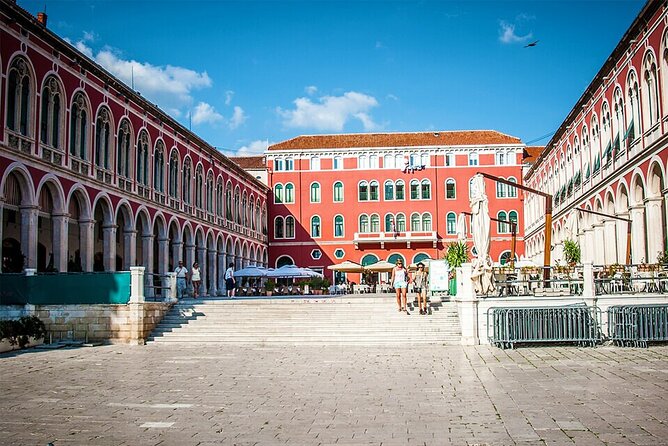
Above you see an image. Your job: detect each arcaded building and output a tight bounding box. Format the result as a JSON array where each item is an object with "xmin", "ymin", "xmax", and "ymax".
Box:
[
  {"xmin": 0, "ymin": 1, "xmax": 269, "ymax": 295},
  {"xmin": 524, "ymin": 0, "xmax": 668, "ymax": 266}
]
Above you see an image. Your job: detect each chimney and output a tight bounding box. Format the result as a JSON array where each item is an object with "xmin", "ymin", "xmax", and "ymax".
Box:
[{"xmin": 37, "ymin": 11, "xmax": 47, "ymax": 27}]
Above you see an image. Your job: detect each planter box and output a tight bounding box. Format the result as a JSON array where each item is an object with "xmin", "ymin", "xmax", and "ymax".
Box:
[{"xmin": 0, "ymin": 336, "xmax": 44, "ymax": 354}]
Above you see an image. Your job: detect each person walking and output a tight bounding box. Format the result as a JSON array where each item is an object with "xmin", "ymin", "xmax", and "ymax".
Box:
[
  {"xmin": 225, "ymin": 263, "xmax": 236, "ymax": 298},
  {"xmin": 174, "ymin": 260, "xmax": 188, "ymax": 299},
  {"xmin": 413, "ymin": 262, "xmax": 429, "ymax": 315},
  {"xmin": 191, "ymin": 262, "xmax": 201, "ymax": 298},
  {"xmin": 390, "ymin": 259, "xmax": 410, "ymax": 315}
]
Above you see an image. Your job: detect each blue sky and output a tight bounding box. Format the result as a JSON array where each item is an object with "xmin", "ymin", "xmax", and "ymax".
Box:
[{"xmin": 22, "ymin": 0, "xmax": 644, "ymax": 156}]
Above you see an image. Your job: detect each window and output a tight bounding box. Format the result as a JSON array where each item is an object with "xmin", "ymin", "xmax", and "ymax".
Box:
[
  {"xmin": 643, "ymin": 52, "xmax": 660, "ymax": 129},
  {"xmin": 334, "ymin": 215, "xmax": 344, "ymax": 237},
  {"xmin": 154, "ymin": 141, "xmax": 165, "ymax": 193},
  {"xmin": 387, "ymin": 253, "xmax": 405, "ymax": 266},
  {"xmin": 333, "ymin": 156, "xmax": 343, "ymax": 170},
  {"xmin": 384, "ymin": 180, "xmax": 394, "ymax": 200},
  {"xmin": 508, "ymin": 210, "xmax": 518, "ymax": 232},
  {"xmin": 285, "ymin": 216, "xmax": 295, "ymax": 238},
  {"xmin": 285, "ymin": 158, "xmax": 294, "ymax": 171},
  {"xmin": 333, "ymin": 181, "xmax": 344, "ymax": 202},
  {"xmin": 395, "ymin": 180, "xmax": 405, "ymax": 200},
  {"xmin": 421, "ymin": 179, "xmax": 431, "ymax": 199},
  {"xmin": 507, "ymin": 177, "xmax": 517, "ymax": 198},
  {"xmin": 40, "ymin": 76, "xmax": 62, "ymax": 149},
  {"xmin": 411, "ymin": 213, "xmax": 421, "ymax": 231},
  {"xmin": 359, "ymin": 214, "xmax": 369, "ymax": 233},
  {"xmin": 396, "ymin": 213, "xmax": 406, "ymax": 231},
  {"xmin": 369, "ymin": 181, "xmax": 379, "ymax": 201},
  {"xmin": 496, "ymin": 180, "xmax": 506, "ymax": 198},
  {"xmin": 94, "ymin": 108, "xmax": 112, "ymax": 170},
  {"xmin": 446, "ymin": 212, "xmax": 456, "ymax": 234},
  {"xmin": 334, "ymin": 249, "xmax": 345, "ymax": 259},
  {"xmin": 182, "ymin": 158, "xmax": 192, "ymax": 204},
  {"xmin": 468, "ymin": 177, "xmax": 476, "ymax": 198},
  {"xmin": 384, "ymin": 154, "xmax": 395, "ymax": 169},
  {"xmin": 358, "ymin": 155, "xmax": 368, "ymax": 169},
  {"xmin": 370, "ymin": 155, "xmax": 379, "ymax": 168},
  {"xmin": 136, "ymin": 131, "xmax": 149, "ymax": 186},
  {"xmin": 445, "ymin": 153, "xmax": 454, "ymax": 166},
  {"xmin": 285, "ymin": 183, "xmax": 295, "ymax": 203},
  {"xmin": 446, "ymin": 179, "xmax": 456, "ymax": 199},
  {"xmin": 395, "ymin": 154, "xmax": 405, "ymax": 168},
  {"xmin": 310, "ymin": 182, "xmax": 321, "ymax": 203},
  {"xmin": 358, "ymin": 181, "xmax": 369, "ymax": 201},
  {"xmin": 310, "ymin": 156, "xmax": 320, "ymax": 171},
  {"xmin": 206, "ymin": 172, "xmax": 213, "ymax": 212},
  {"xmin": 69, "ymin": 93, "xmax": 88, "ymax": 159},
  {"xmin": 385, "ymin": 214, "xmax": 394, "ymax": 232},
  {"xmin": 6, "ymin": 57, "xmax": 32, "ymax": 137},
  {"xmin": 422, "ymin": 213, "xmax": 432, "ymax": 231},
  {"xmin": 117, "ymin": 120, "xmax": 132, "ymax": 178},
  {"xmin": 468, "ymin": 152, "xmax": 479, "ymax": 166},
  {"xmin": 274, "ymin": 158, "xmax": 284, "ymax": 171},
  {"xmin": 410, "ymin": 153, "xmax": 420, "ymax": 166},
  {"xmin": 274, "ymin": 216, "xmax": 284, "ymax": 238},
  {"xmin": 274, "ymin": 184, "xmax": 283, "ymax": 204},
  {"xmin": 234, "ymin": 187, "xmax": 241, "ymax": 223},
  {"xmin": 310, "ymin": 216, "xmax": 321, "ymax": 237},
  {"xmin": 195, "ymin": 165, "xmax": 204, "ymax": 208},
  {"xmin": 215, "ymin": 181, "xmax": 223, "ymax": 216},
  {"xmin": 421, "ymin": 153, "xmax": 430, "ymax": 167},
  {"xmin": 410, "ymin": 179, "xmax": 419, "ymax": 199},
  {"xmin": 169, "ymin": 150, "xmax": 179, "ymax": 198},
  {"xmin": 225, "ymin": 183, "xmax": 232, "ymax": 219},
  {"xmin": 370, "ymin": 214, "xmax": 380, "ymax": 232},
  {"xmin": 497, "ymin": 211, "xmax": 508, "ymax": 233},
  {"xmin": 311, "ymin": 249, "xmax": 322, "ymax": 260}
]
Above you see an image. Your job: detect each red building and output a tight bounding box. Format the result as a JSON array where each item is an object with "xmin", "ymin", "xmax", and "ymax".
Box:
[{"xmin": 265, "ymin": 131, "xmax": 527, "ymax": 284}]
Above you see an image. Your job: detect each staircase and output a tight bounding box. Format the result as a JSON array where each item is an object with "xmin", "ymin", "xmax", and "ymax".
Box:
[{"xmin": 146, "ymin": 296, "xmax": 462, "ymax": 346}]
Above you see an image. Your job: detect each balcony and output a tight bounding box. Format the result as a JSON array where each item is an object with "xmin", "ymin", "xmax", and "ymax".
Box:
[{"xmin": 353, "ymin": 231, "xmax": 438, "ymax": 248}]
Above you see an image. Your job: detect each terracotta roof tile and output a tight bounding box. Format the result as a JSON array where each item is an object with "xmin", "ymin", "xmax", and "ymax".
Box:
[
  {"xmin": 230, "ymin": 156, "xmax": 266, "ymax": 169},
  {"xmin": 268, "ymin": 130, "xmax": 522, "ymax": 151},
  {"xmin": 523, "ymin": 146, "xmax": 544, "ymax": 163}
]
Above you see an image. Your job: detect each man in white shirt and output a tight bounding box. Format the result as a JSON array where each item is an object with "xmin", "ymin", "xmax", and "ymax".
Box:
[
  {"xmin": 225, "ymin": 263, "xmax": 236, "ymax": 298},
  {"xmin": 174, "ymin": 260, "xmax": 188, "ymax": 299}
]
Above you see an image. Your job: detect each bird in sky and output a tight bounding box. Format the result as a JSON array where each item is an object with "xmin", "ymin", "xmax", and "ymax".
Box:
[{"xmin": 524, "ymin": 40, "xmax": 539, "ymax": 48}]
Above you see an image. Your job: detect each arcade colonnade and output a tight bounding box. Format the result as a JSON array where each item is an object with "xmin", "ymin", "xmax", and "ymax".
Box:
[{"xmin": 1, "ymin": 164, "xmax": 268, "ymax": 296}]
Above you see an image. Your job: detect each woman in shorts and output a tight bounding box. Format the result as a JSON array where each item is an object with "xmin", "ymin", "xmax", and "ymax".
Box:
[
  {"xmin": 390, "ymin": 259, "xmax": 410, "ymax": 315},
  {"xmin": 413, "ymin": 262, "xmax": 429, "ymax": 315}
]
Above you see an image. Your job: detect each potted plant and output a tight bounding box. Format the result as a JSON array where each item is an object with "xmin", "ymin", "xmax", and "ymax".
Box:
[
  {"xmin": 310, "ymin": 277, "xmax": 324, "ymax": 295},
  {"xmin": 563, "ymin": 239, "xmax": 581, "ymax": 266},
  {"xmin": 321, "ymin": 277, "xmax": 331, "ymax": 294},
  {"xmin": 445, "ymin": 241, "xmax": 470, "ymax": 295},
  {"xmin": 657, "ymin": 250, "xmax": 668, "ymax": 267},
  {"xmin": 265, "ymin": 279, "xmax": 276, "ymax": 296}
]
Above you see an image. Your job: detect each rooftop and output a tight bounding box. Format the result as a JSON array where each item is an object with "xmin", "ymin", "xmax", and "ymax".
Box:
[{"xmin": 230, "ymin": 156, "xmax": 266, "ymax": 169}]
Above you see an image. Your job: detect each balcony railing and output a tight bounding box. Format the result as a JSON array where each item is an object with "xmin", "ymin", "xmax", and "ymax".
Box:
[
  {"xmin": 40, "ymin": 144, "xmax": 63, "ymax": 167},
  {"xmin": 353, "ymin": 230, "xmax": 438, "ymax": 248},
  {"xmin": 7, "ymin": 130, "xmax": 33, "ymax": 155}
]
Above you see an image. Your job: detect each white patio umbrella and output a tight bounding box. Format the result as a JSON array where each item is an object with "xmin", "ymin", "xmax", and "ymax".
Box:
[
  {"xmin": 470, "ymin": 174, "xmax": 495, "ymax": 294},
  {"xmin": 266, "ymin": 264, "xmax": 310, "ymax": 278},
  {"xmin": 365, "ymin": 260, "xmax": 395, "ymax": 272},
  {"xmin": 300, "ymin": 267, "xmax": 324, "ymax": 278},
  {"xmin": 456, "ymin": 213, "xmax": 467, "ymax": 242},
  {"xmin": 327, "ymin": 260, "xmax": 366, "ymax": 273},
  {"xmin": 233, "ymin": 266, "xmax": 268, "ymax": 278}
]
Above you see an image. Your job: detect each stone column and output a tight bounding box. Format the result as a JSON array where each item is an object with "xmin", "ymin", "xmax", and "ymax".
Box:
[
  {"xmin": 123, "ymin": 230, "xmax": 137, "ymax": 270},
  {"xmin": 19, "ymin": 206, "xmax": 39, "ymax": 269},
  {"xmin": 197, "ymin": 246, "xmax": 207, "ymax": 296},
  {"xmin": 157, "ymin": 238, "xmax": 169, "ymax": 275},
  {"xmin": 102, "ymin": 224, "xmax": 117, "ymax": 272},
  {"xmin": 51, "ymin": 213, "xmax": 69, "ymax": 273},
  {"xmin": 79, "ymin": 219, "xmax": 95, "ymax": 272},
  {"xmin": 217, "ymin": 252, "xmax": 226, "ymax": 295},
  {"xmin": 171, "ymin": 241, "xmax": 183, "ymax": 265},
  {"xmin": 645, "ymin": 196, "xmax": 665, "ymax": 263},
  {"xmin": 603, "ymin": 219, "xmax": 618, "ymax": 265},
  {"xmin": 0, "ymin": 204, "xmax": 3, "ymax": 269},
  {"xmin": 593, "ymin": 223, "xmax": 606, "ymax": 265},
  {"xmin": 208, "ymin": 248, "xmax": 218, "ymax": 296},
  {"xmin": 615, "ymin": 212, "xmax": 630, "ymax": 264},
  {"xmin": 184, "ymin": 243, "xmax": 195, "ymax": 296},
  {"xmin": 128, "ymin": 266, "xmax": 146, "ymax": 346},
  {"xmin": 629, "ymin": 205, "xmax": 647, "ymax": 263},
  {"xmin": 583, "ymin": 227, "xmax": 594, "ymax": 264},
  {"xmin": 582, "ymin": 262, "xmax": 595, "ymax": 298},
  {"xmin": 129, "ymin": 266, "xmax": 146, "ymax": 303},
  {"xmin": 142, "ymin": 235, "xmax": 154, "ymax": 298},
  {"xmin": 455, "ymin": 263, "xmax": 479, "ymax": 346}
]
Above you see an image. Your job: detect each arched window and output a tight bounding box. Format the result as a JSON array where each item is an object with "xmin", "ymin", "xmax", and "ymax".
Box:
[
  {"xmin": 241, "ymin": 192, "xmax": 248, "ymax": 225},
  {"xmin": 234, "ymin": 187, "xmax": 241, "ymax": 223},
  {"xmin": 499, "ymin": 250, "xmax": 516, "ymax": 265},
  {"xmin": 369, "ymin": 180, "xmax": 379, "ymax": 200},
  {"xmin": 410, "ymin": 212, "xmax": 421, "ymax": 231},
  {"xmin": 359, "ymin": 214, "xmax": 369, "ymax": 233},
  {"xmin": 613, "ymin": 87, "xmax": 625, "ymax": 154},
  {"xmin": 225, "ymin": 183, "xmax": 233, "ymax": 219},
  {"xmin": 370, "ymin": 214, "xmax": 380, "ymax": 232},
  {"xmin": 195, "ymin": 165, "xmax": 204, "ymax": 208},
  {"xmin": 94, "ymin": 108, "xmax": 112, "ymax": 170},
  {"xmin": 361, "ymin": 254, "xmax": 379, "ymax": 267},
  {"xmin": 369, "ymin": 154, "xmax": 379, "ymax": 168},
  {"xmin": 182, "ymin": 158, "xmax": 192, "ymax": 204},
  {"xmin": 333, "ymin": 156, "xmax": 343, "ymax": 170},
  {"xmin": 153, "ymin": 141, "xmax": 165, "ymax": 193},
  {"xmin": 274, "ymin": 183, "xmax": 283, "ymax": 204},
  {"xmin": 421, "ymin": 179, "xmax": 431, "ymax": 199},
  {"xmin": 422, "ymin": 213, "xmax": 432, "ymax": 231},
  {"xmin": 643, "ymin": 52, "xmax": 660, "ymax": 129},
  {"xmin": 69, "ymin": 93, "xmax": 88, "ymax": 159},
  {"xmin": 40, "ymin": 76, "xmax": 62, "ymax": 149},
  {"xmin": 136, "ymin": 131, "xmax": 149, "ymax": 186},
  {"xmin": 333, "ymin": 181, "xmax": 343, "ymax": 202},
  {"xmin": 274, "ymin": 158, "xmax": 284, "ymax": 171},
  {"xmin": 311, "ymin": 216, "xmax": 321, "ymax": 237},
  {"xmin": 6, "ymin": 57, "xmax": 32, "ymax": 137},
  {"xmin": 413, "ymin": 253, "xmax": 430, "ymax": 264},
  {"xmin": 284, "ymin": 183, "xmax": 295, "ymax": 203},
  {"xmin": 496, "ymin": 179, "xmax": 506, "ymax": 198},
  {"xmin": 396, "ymin": 213, "xmax": 406, "ymax": 231},
  {"xmin": 507, "ymin": 177, "xmax": 517, "ymax": 198},
  {"xmin": 468, "ymin": 152, "xmax": 478, "ymax": 166},
  {"xmin": 446, "ymin": 212, "xmax": 456, "ymax": 234},
  {"xmin": 310, "ymin": 156, "xmax": 320, "ymax": 171},
  {"xmin": 285, "ymin": 216, "xmax": 295, "ymax": 238},
  {"xmin": 168, "ymin": 150, "xmax": 179, "ymax": 198},
  {"xmin": 384, "ymin": 154, "xmax": 395, "ymax": 169},
  {"xmin": 274, "ymin": 216, "xmax": 284, "ymax": 239},
  {"xmin": 395, "ymin": 153, "xmax": 404, "ymax": 168},
  {"xmin": 285, "ymin": 158, "xmax": 294, "ymax": 171},
  {"xmin": 334, "ymin": 215, "xmax": 344, "ymax": 237},
  {"xmin": 216, "ymin": 180, "xmax": 223, "ymax": 216},
  {"xmin": 395, "ymin": 180, "xmax": 405, "ymax": 200},
  {"xmin": 421, "ymin": 153, "xmax": 429, "ymax": 167},
  {"xmin": 509, "ymin": 210, "xmax": 518, "ymax": 231},
  {"xmin": 358, "ymin": 181, "xmax": 369, "ymax": 201},
  {"xmin": 358, "ymin": 154, "xmax": 368, "ymax": 169},
  {"xmin": 384, "ymin": 180, "xmax": 394, "ymax": 200},
  {"xmin": 310, "ymin": 182, "xmax": 321, "ymax": 203},
  {"xmin": 627, "ymin": 71, "xmax": 640, "ymax": 143},
  {"xmin": 385, "ymin": 214, "xmax": 394, "ymax": 232},
  {"xmin": 117, "ymin": 120, "xmax": 132, "ymax": 178},
  {"xmin": 497, "ymin": 211, "xmax": 508, "ymax": 233},
  {"xmin": 410, "ymin": 179, "xmax": 420, "ymax": 199},
  {"xmin": 206, "ymin": 172, "xmax": 214, "ymax": 213},
  {"xmin": 388, "ymin": 253, "xmax": 405, "ymax": 265},
  {"xmin": 446, "ymin": 178, "xmax": 456, "ymax": 199}
]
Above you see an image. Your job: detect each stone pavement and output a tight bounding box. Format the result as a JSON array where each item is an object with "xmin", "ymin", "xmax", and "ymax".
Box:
[{"xmin": 1, "ymin": 345, "xmax": 667, "ymax": 446}]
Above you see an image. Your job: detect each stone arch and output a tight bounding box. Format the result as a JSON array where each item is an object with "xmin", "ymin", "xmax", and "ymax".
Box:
[
  {"xmin": 234, "ymin": 239, "xmax": 242, "ymax": 270},
  {"xmin": 225, "ymin": 236, "xmax": 234, "ymax": 272},
  {"xmin": 115, "ymin": 200, "xmax": 134, "ymax": 270},
  {"xmin": 65, "ymin": 185, "xmax": 92, "ymax": 271},
  {"xmin": 646, "ymin": 161, "xmax": 666, "ymax": 262},
  {"xmin": 152, "ymin": 213, "xmax": 168, "ymax": 284},
  {"xmin": 91, "ymin": 193, "xmax": 114, "ymax": 271},
  {"xmin": 135, "ymin": 207, "xmax": 151, "ymax": 271},
  {"xmin": 276, "ymin": 254, "xmax": 294, "ymax": 268},
  {"xmin": 34, "ymin": 176, "xmax": 66, "ymax": 271},
  {"xmin": 1, "ymin": 165, "xmax": 36, "ymax": 271}
]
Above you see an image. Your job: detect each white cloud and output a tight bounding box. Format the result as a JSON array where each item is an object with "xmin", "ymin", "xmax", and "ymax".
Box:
[
  {"xmin": 82, "ymin": 30, "xmax": 96, "ymax": 42},
  {"xmin": 235, "ymin": 139, "xmax": 270, "ymax": 157},
  {"xmin": 386, "ymin": 93, "xmax": 399, "ymax": 101},
  {"xmin": 191, "ymin": 102, "xmax": 224, "ymax": 125},
  {"xmin": 277, "ymin": 91, "xmax": 379, "ymax": 131},
  {"xmin": 499, "ymin": 21, "xmax": 532, "ymax": 44},
  {"xmin": 229, "ymin": 106, "xmax": 247, "ymax": 129},
  {"xmin": 305, "ymin": 85, "xmax": 318, "ymax": 96},
  {"xmin": 225, "ymin": 90, "xmax": 234, "ymax": 105}
]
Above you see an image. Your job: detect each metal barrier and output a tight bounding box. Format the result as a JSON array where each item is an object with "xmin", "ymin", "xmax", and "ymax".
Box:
[
  {"xmin": 487, "ymin": 304, "xmax": 602, "ymax": 349},
  {"xmin": 608, "ymin": 304, "xmax": 668, "ymax": 347}
]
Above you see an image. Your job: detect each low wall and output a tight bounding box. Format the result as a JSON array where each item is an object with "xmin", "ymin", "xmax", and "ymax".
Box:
[{"xmin": 0, "ymin": 302, "xmax": 172, "ymax": 345}]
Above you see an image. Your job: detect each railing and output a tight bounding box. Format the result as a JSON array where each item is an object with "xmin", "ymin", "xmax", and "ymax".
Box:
[
  {"xmin": 487, "ymin": 304, "xmax": 602, "ymax": 349},
  {"xmin": 593, "ymin": 264, "xmax": 668, "ymax": 296},
  {"xmin": 608, "ymin": 304, "xmax": 668, "ymax": 347},
  {"xmin": 143, "ymin": 272, "xmax": 174, "ymax": 301}
]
